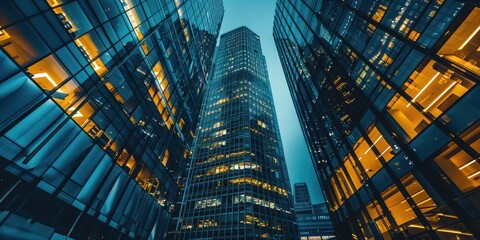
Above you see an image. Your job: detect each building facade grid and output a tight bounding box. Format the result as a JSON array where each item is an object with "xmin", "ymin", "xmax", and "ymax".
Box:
[
  {"xmin": 274, "ymin": 0, "xmax": 480, "ymax": 239},
  {"xmin": 0, "ymin": 0, "xmax": 223, "ymax": 238},
  {"xmin": 175, "ymin": 26, "xmax": 298, "ymax": 240}
]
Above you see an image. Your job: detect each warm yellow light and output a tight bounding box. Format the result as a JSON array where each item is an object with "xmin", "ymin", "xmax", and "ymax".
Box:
[
  {"xmin": 92, "ymin": 61, "xmax": 101, "ymax": 71},
  {"xmin": 416, "ymin": 197, "xmax": 432, "ymax": 206},
  {"xmin": 467, "ymin": 170, "xmax": 480, "ymax": 179},
  {"xmin": 407, "ymin": 72, "xmax": 440, "ymax": 107},
  {"xmin": 33, "ymin": 72, "xmax": 86, "ymax": 118},
  {"xmin": 68, "ymin": 107, "xmax": 84, "ymax": 118},
  {"xmin": 401, "ymin": 189, "xmax": 425, "ymax": 204},
  {"xmin": 375, "ymin": 146, "xmax": 391, "ymax": 159},
  {"xmin": 436, "ymin": 213, "xmax": 458, "ymax": 219},
  {"xmin": 33, "ymin": 72, "xmax": 61, "ymax": 90},
  {"xmin": 0, "ymin": 28, "xmax": 11, "ymax": 40},
  {"xmin": 459, "ymin": 159, "xmax": 477, "ymax": 170},
  {"xmin": 364, "ymin": 135, "xmax": 383, "ymax": 154},
  {"xmin": 423, "ymin": 81, "xmax": 457, "ymax": 111},
  {"xmin": 458, "ymin": 26, "xmax": 480, "ymax": 50},
  {"xmin": 408, "ymin": 224, "xmax": 473, "ymax": 236}
]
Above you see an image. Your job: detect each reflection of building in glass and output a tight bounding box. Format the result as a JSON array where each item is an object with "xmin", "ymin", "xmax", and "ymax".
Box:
[
  {"xmin": 294, "ymin": 183, "xmax": 335, "ymax": 240},
  {"xmin": 274, "ymin": 0, "xmax": 480, "ymax": 239},
  {"xmin": 0, "ymin": 0, "xmax": 223, "ymax": 238},
  {"xmin": 174, "ymin": 26, "xmax": 298, "ymax": 239}
]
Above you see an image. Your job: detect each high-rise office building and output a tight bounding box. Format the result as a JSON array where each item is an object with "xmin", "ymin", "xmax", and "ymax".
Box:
[
  {"xmin": 174, "ymin": 26, "xmax": 298, "ymax": 239},
  {"xmin": 294, "ymin": 183, "xmax": 312, "ymax": 209},
  {"xmin": 274, "ymin": 0, "xmax": 480, "ymax": 239},
  {"xmin": 294, "ymin": 183, "xmax": 335, "ymax": 240},
  {"xmin": 0, "ymin": 0, "xmax": 223, "ymax": 239}
]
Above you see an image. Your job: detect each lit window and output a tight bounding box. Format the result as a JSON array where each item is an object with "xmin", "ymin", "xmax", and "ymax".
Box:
[
  {"xmin": 195, "ymin": 198, "xmax": 221, "ymax": 209},
  {"xmin": 230, "ymin": 162, "xmax": 261, "ymax": 171},
  {"xmin": 213, "ymin": 129, "xmax": 227, "ymax": 137},
  {"xmin": 403, "ymin": 60, "xmax": 473, "ymax": 118},
  {"xmin": 211, "ymin": 141, "xmax": 226, "ymax": 148},
  {"xmin": 438, "ymin": 7, "xmax": 480, "ymax": 76},
  {"xmin": 229, "ymin": 177, "xmax": 287, "ymax": 195},
  {"xmin": 198, "ymin": 219, "xmax": 218, "ymax": 228},
  {"xmin": 205, "ymin": 165, "xmax": 228, "ymax": 175},
  {"xmin": 387, "ymin": 94, "xmax": 430, "ymax": 141},
  {"xmin": 372, "ymin": 4, "xmax": 387, "ymax": 22},
  {"xmin": 213, "ymin": 122, "xmax": 224, "ymax": 128},
  {"xmin": 257, "ymin": 120, "xmax": 267, "ymax": 128},
  {"xmin": 162, "ymin": 150, "xmax": 169, "ymax": 167},
  {"xmin": 434, "ymin": 123, "xmax": 480, "ymax": 192}
]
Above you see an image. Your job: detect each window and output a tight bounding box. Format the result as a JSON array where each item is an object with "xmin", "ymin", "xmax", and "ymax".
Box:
[
  {"xmin": 28, "ymin": 55, "xmax": 70, "ymax": 90},
  {"xmin": 387, "ymin": 94, "xmax": 430, "ymax": 141},
  {"xmin": 365, "ymin": 199, "xmax": 393, "ymax": 240},
  {"xmin": 257, "ymin": 120, "xmax": 267, "ymax": 128},
  {"xmin": 403, "ymin": 60, "xmax": 474, "ymax": 118},
  {"xmin": 0, "ymin": 73, "xmax": 45, "ymax": 128},
  {"xmin": 366, "ymin": 173, "xmax": 474, "ymax": 238},
  {"xmin": 438, "ymin": 7, "xmax": 480, "ymax": 76},
  {"xmin": 205, "ymin": 165, "xmax": 228, "ymax": 176},
  {"xmin": 162, "ymin": 149, "xmax": 169, "ymax": 167},
  {"xmin": 330, "ymin": 167, "xmax": 354, "ymax": 208},
  {"xmin": 402, "ymin": 175, "xmax": 474, "ymax": 238},
  {"xmin": 434, "ymin": 124, "xmax": 480, "ymax": 193},
  {"xmin": 75, "ymin": 30, "xmax": 108, "ymax": 71},
  {"xmin": 1, "ymin": 21, "xmax": 50, "ymax": 66},
  {"xmin": 195, "ymin": 198, "xmax": 221, "ymax": 209},
  {"xmin": 51, "ymin": 2, "xmax": 93, "ymax": 37},
  {"xmin": 29, "ymin": 55, "xmax": 86, "ymax": 115},
  {"xmin": 343, "ymin": 155, "xmax": 363, "ymax": 190},
  {"xmin": 351, "ymin": 124, "xmax": 396, "ymax": 178}
]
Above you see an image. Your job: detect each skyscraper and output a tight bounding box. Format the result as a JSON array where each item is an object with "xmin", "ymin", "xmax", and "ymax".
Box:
[
  {"xmin": 175, "ymin": 26, "xmax": 298, "ymax": 239},
  {"xmin": 274, "ymin": 0, "xmax": 480, "ymax": 239},
  {"xmin": 294, "ymin": 183, "xmax": 312, "ymax": 209},
  {"xmin": 294, "ymin": 183, "xmax": 335, "ymax": 240},
  {"xmin": 0, "ymin": 0, "xmax": 223, "ymax": 239}
]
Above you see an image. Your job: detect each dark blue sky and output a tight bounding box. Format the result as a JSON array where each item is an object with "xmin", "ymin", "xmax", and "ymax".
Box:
[{"xmin": 218, "ymin": 0, "xmax": 324, "ymax": 204}]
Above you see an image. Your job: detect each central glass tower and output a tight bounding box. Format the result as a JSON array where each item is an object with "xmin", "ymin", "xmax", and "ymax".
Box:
[{"xmin": 175, "ymin": 26, "xmax": 297, "ymax": 239}]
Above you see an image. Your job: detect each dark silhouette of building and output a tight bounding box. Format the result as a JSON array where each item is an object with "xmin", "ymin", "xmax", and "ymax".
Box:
[
  {"xmin": 294, "ymin": 183, "xmax": 335, "ymax": 240},
  {"xmin": 274, "ymin": 0, "xmax": 480, "ymax": 239},
  {"xmin": 174, "ymin": 26, "xmax": 298, "ymax": 239},
  {"xmin": 0, "ymin": 0, "xmax": 223, "ymax": 238}
]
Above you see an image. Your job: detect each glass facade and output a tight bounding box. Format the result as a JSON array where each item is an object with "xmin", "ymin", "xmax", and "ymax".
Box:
[
  {"xmin": 174, "ymin": 26, "xmax": 298, "ymax": 239},
  {"xmin": 0, "ymin": 0, "xmax": 223, "ymax": 239},
  {"xmin": 295, "ymin": 183, "xmax": 313, "ymax": 208},
  {"xmin": 294, "ymin": 183, "xmax": 335, "ymax": 240},
  {"xmin": 273, "ymin": 0, "xmax": 480, "ymax": 239}
]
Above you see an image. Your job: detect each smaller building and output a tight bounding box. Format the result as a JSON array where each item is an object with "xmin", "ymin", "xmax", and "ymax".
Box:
[{"xmin": 294, "ymin": 183, "xmax": 335, "ymax": 240}]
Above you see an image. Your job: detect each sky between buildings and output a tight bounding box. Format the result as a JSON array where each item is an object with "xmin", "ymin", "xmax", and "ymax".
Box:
[{"xmin": 217, "ymin": 0, "xmax": 324, "ymax": 204}]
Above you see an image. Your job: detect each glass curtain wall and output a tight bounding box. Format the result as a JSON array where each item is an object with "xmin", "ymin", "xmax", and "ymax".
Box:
[
  {"xmin": 273, "ymin": 0, "xmax": 480, "ymax": 239},
  {"xmin": 0, "ymin": 0, "xmax": 223, "ymax": 239}
]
